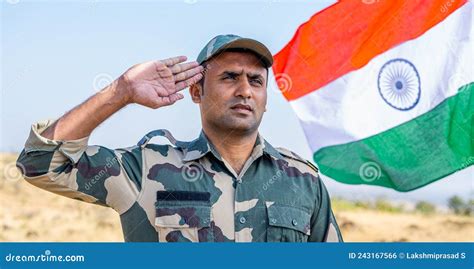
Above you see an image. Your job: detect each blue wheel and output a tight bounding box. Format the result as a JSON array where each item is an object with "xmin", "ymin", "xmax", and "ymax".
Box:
[{"xmin": 377, "ymin": 58, "xmax": 421, "ymax": 111}]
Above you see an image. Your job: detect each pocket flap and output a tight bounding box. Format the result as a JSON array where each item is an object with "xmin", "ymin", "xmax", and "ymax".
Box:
[
  {"xmin": 155, "ymin": 191, "xmax": 211, "ymax": 228},
  {"xmin": 266, "ymin": 202, "xmax": 311, "ymax": 235}
]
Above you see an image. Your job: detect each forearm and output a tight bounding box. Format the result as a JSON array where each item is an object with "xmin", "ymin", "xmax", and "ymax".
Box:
[
  {"xmin": 39, "ymin": 55, "xmax": 202, "ymax": 140},
  {"xmin": 41, "ymin": 78, "xmax": 130, "ymax": 140}
]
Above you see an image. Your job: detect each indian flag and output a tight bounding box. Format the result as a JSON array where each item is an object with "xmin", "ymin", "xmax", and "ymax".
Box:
[{"xmin": 273, "ymin": 0, "xmax": 473, "ymax": 191}]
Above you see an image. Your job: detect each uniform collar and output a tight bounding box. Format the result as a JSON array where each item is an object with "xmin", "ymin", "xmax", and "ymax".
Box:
[
  {"xmin": 182, "ymin": 130, "xmax": 283, "ymax": 162},
  {"xmin": 182, "ymin": 131, "xmax": 220, "ymax": 162}
]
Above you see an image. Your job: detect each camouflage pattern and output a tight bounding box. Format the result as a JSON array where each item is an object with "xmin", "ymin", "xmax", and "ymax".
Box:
[
  {"xmin": 17, "ymin": 119, "xmax": 343, "ymax": 242},
  {"xmin": 196, "ymin": 34, "xmax": 273, "ymax": 68}
]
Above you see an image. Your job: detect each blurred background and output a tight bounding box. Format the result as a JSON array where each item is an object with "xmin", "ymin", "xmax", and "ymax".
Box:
[{"xmin": 1, "ymin": 0, "xmax": 472, "ymax": 242}]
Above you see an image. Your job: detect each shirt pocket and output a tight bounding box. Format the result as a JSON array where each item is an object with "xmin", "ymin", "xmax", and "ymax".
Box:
[
  {"xmin": 265, "ymin": 202, "xmax": 311, "ymax": 242},
  {"xmin": 155, "ymin": 191, "xmax": 212, "ymax": 242}
]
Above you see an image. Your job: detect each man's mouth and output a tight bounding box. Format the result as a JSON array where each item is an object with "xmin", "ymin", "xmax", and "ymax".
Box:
[{"xmin": 230, "ymin": 104, "xmax": 253, "ymax": 113}]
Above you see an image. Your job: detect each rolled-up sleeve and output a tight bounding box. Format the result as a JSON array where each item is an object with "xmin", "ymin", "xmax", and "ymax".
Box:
[
  {"xmin": 24, "ymin": 119, "xmax": 90, "ymax": 164},
  {"xmin": 16, "ymin": 119, "xmax": 143, "ymax": 214}
]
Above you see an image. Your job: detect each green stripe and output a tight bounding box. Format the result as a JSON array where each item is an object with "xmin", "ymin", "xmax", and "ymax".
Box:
[{"xmin": 314, "ymin": 82, "xmax": 474, "ymax": 192}]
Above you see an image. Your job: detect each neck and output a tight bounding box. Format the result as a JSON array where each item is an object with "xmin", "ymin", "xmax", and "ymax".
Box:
[{"xmin": 203, "ymin": 126, "xmax": 258, "ymax": 175}]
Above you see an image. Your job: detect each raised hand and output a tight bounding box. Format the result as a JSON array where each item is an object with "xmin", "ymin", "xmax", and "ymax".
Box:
[{"xmin": 120, "ymin": 56, "xmax": 204, "ymax": 108}]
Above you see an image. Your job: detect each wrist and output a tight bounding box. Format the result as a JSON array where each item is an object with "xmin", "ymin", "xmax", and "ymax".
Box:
[{"xmin": 106, "ymin": 76, "xmax": 132, "ymax": 107}]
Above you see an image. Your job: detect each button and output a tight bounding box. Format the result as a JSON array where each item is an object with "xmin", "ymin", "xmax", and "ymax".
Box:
[
  {"xmin": 292, "ymin": 219, "xmax": 298, "ymax": 226},
  {"xmin": 270, "ymin": 218, "xmax": 277, "ymax": 224},
  {"xmin": 239, "ymin": 217, "xmax": 246, "ymax": 224}
]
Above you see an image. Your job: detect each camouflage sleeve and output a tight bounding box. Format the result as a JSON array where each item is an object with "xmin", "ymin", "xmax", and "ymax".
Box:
[
  {"xmin": 16, "ymin": 119, "xmax": 142, "ymax": 214},
  {"xmin": 308, "ymin": 175, "xmax": 344, "ymax": 242}
]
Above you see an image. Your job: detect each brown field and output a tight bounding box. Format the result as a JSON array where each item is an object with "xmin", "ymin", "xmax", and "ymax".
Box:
[{"xmin": 1, "ymin": 153, "xmax": 473, "ymax": 242}]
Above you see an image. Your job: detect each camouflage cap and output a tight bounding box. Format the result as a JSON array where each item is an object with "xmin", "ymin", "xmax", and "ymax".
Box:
[{"xmin": 197, "ymin": 34, "xmax": 273, "ymax": 68}]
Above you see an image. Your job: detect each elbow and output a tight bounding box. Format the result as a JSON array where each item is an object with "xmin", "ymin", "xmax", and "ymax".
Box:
[{"xmin": 16, "ymin": 149, "xmax": 56, "ymax": 178}]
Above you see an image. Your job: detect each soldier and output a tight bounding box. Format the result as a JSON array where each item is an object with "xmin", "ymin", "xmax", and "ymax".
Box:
[{"xmin": 17, "ymin": 34, "xmax": 343, "ymax": 242}]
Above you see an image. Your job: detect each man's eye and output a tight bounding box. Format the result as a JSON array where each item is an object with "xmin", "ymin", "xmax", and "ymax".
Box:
[
  {"xmin": 250, "ymin": 79, "xmax": 263, "ymax": 85},
  {"xmin": 223, "ymin": 75, "xmax": 237, "ymax": 80}
]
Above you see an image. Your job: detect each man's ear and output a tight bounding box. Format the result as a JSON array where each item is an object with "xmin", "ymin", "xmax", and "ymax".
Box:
[{"xmin": 189, "ymin": 84, "xmax": 202, "ymax": 103}]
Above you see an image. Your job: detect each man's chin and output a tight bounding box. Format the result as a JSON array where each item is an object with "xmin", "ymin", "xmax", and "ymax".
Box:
[{"xmin": 220, "ymin": 120, "xmax": 258, "ymax": 134}]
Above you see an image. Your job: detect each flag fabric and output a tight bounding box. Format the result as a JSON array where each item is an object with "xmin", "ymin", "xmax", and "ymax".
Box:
[{"xmin": 273, "ymin": 0, "xmax": 473, "ymax": 191}]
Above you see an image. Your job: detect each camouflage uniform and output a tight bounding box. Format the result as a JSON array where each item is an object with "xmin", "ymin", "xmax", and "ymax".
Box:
[{"xmin": 17, "ymin": 119, "xmax": 343, "ymax": 242}]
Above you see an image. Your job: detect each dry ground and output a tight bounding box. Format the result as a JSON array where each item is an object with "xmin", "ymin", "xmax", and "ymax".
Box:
[{"xmin": 1, "ymin": 153, "xmax": 472, "ymax": 242}]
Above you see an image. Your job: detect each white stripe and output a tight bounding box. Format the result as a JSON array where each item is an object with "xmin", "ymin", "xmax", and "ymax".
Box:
[{"xmin": 290, "ymin": 2, "xmax": 473, "ymax": 153}]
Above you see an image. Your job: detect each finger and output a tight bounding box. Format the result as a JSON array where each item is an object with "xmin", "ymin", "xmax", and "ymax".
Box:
[
  {"xmin": 174, "ymin": 65, "xmax": 204, "ymax": 82},
  {"xmin": 159, "ymin": 92, "xmax": 184, "ymax": 107},
  {"xmin": 171, "ymin": 92, "xmax": 184, "ymax": 102},
  {"xmin": 175, "ymin": 73, "xmax": 203, "ymax": 91},
  {"xmin": 170, "ymin": 61, "xmax": 199, "ymax": 74},
  {"xmin": 161, "ymin": 56, "xmax": 187, "ymax": 67}
]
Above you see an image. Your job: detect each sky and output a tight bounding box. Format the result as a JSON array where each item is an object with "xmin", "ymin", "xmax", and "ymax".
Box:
[{"xmin": 1, "ymin": 0, "xmax": 472, "ymax": 206}]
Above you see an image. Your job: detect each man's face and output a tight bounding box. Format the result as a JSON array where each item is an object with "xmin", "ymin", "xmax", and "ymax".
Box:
[{"xmin": 191, "ymin": 51, "xmax": 268, "ymax": 135}]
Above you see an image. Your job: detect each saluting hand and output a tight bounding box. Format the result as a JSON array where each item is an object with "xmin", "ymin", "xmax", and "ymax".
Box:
[{"xmin": 119, "ymin": 56, "xmax": 204, "ymax": 108}]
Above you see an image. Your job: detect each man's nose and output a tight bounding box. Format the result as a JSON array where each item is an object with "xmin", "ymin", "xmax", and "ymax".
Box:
[{"xmin": 235, "ymin": 79, "xmax": 252, "ymax": 99}]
